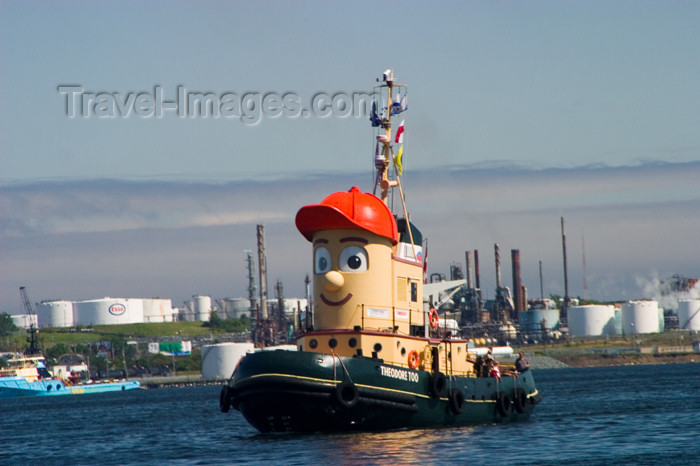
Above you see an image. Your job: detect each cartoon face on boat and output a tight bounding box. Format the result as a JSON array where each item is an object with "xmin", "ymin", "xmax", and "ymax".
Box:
[{"xmin": 296, "ymin": 186, "xmax": 398, "ymax": 330}]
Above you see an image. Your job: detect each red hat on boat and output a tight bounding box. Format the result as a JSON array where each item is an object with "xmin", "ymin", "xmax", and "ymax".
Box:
[{"xmin": 296, "ymin": 186, "xmax": 398, "ymax": 244}]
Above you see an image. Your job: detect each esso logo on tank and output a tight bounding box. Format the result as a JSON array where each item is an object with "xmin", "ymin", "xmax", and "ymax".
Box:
[{"xmin": 109, "ymin": 303, "xmax": 126, "ymax": 316}]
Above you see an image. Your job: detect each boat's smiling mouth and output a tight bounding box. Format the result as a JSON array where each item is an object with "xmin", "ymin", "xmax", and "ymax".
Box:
[{"xmin": 320, "ymin": 293, "xmax": 353, "ymax": 306}]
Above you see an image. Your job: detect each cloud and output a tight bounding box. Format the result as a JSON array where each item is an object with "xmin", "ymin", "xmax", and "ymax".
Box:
[
  {"xmin": 1, "ymin": 161, "xmax": 698, "ymax": 313},
  {"xmin": 0, "ymin": 179, "xmax": 294, "ymax": 237}
]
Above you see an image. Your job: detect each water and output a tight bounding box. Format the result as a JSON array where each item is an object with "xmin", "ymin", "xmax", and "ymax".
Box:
[{"xmin": 2, "ymin": 363, "xmax": 699, "ymax": 465}]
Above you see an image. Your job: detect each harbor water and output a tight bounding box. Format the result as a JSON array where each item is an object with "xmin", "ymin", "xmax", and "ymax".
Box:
[{"xmin": 2, "ymin": 363, "xmax": 699, "ymax": 465}]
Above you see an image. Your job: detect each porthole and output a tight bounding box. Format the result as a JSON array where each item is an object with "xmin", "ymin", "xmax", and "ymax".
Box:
[
  {"xmin": 309, "ymin": 339, "xmax": 318, "ymax": 349},
  {"xmin": 374, "ymin": 343, "xmax": 382, "ymax": 352},
  {"xmin": 348, "ymin": 337, "xmax": 357, "ymax": 348},
  {"xmin": 329, "ymin": 338, "xmax": 338, "ymax": 348},
  {"xmin": 401, "ymin": 347, "xmax": 406, "ymax": 356}
]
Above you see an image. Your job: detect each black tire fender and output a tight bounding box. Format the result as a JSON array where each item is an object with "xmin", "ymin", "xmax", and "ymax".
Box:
[
  {"xmin": 496, "ymin": 391, "xmax": 512, "ymax": 417},
  {"xmin": 219, "ymin": 385, "xmax": 231, "ymax": 413},
  {"xmin": 335, "ymin": 380, "xmax": 359, "ymax": 408},
  {"xmin": 448, "ymin": 388, "xmax": 465, "ymax": 414},
  {"xmin": 429, "ymin": 371, "xmax": 446, "ymax": 398},
  {"xmin": 513, "ymin": 388, "xmax": 528, "ymax": 414}
]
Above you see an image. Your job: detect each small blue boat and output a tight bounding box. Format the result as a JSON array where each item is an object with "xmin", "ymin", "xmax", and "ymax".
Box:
[
  {"xmin": 0, "ymin": 355, "xmax": 140, "ymax": 398},
  {"xmin": 2, "ymin": 286, "xmax": 141, "ymax": 398}
]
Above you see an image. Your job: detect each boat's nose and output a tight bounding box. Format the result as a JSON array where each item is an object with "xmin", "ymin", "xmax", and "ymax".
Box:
[{"xmin": 323, "ymin": 270, "xmax": 344, "ymax": 291}]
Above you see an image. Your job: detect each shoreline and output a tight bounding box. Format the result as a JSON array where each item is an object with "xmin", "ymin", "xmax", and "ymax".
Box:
[
  {"xmin": 132, "ymin": 354, "xmax": 700, "ymax": 388},
  {"xmin": 546, "ymin": 352, "xmax": 699, "ymax": 368},
  {"xmin": 132, "ymin": 352, "xmax": 700, "ymax": 388}
]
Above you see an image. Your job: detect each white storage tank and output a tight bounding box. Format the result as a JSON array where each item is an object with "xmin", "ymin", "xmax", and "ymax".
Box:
[
  {"xmin": 179, "ymin": 304, "xmax": 193, "ymax": 322},
  {"xmin": 193, "ymin": 295, "xmax": 212, "ymax": 322},
  {"xmin": 568, "ymin": 305, "xmax": 617, "ymax": 337},
  {"xmin": 143, "ymin": 298, "xmax": 176, "ymax": 323},
  {"xmin": 282, "ymin": 298, "xmax": 308, "ymax": 319},
  {"xmin": 35, "ymin": 300, "xmax": 74, "ymax": 328},
  {"xmin": 216, "ymin": 298, "xmax": 251, "ymax": 319},
  {"xmin": 201, "ymin": 342, "xmax": 255, "ymax": 379},
  {"xmin": 677, "ymin": 299, "xmax": 700, "ymax": 331},
  {"xmin": 519, "ymin": 309, "xmax": 560, "ymax": 333},
  {"xmin": 621, "ymin": 300, "xmax": 662, "ymax": 335},
  {"xmin": 73, "ymin": 298, "xmax": 144, "ymax": 326},
  {"xmin": 10, "ymin": 314, "xmax": 38, "ymax": 329},
  {"xmin": 124, "ymin": 298, "xmax": 143, "ymax": 324}
]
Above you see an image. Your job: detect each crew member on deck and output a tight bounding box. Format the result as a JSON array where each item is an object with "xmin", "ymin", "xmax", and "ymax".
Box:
[{"xmin": 515, "ymin": 351, "xmax": 530, "ymax": 374}]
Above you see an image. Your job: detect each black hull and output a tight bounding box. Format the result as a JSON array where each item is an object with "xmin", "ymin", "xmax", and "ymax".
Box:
[{"xmin": 224, "ymin": 350, "xmax": 541, "ymax": 433}]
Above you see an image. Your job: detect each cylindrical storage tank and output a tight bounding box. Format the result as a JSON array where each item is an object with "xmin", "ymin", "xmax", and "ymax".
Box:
[
  {"xmin": 160, "ymin": 299, "xmax": 176, "ymax": 322},
  {"xmin": 216, "ymin": 298, "xmax": 251, "ymax": 319},
  {"xmin": 230, "ymin": 298, "xmax": 251, "ymax": 319},
  {"xmin": 614, "ymin": 307, "xmax": 622, "ymax": 335},
  {"xmin": 677, "ymin": 300, "xmax": 700, "ymax": 331},
  {"xmin": 518, "ymin": 311, "xmax": 532, "ymax": 333},
  {"xmin": 35, "ymin": 300, "xmax": 74, "ymax": 328},
  {"xmin": 124, "ymin": 298, "xmax": 144, "ymax": 324},
  {"xmin": 180, "ymin": 305, "xmax": 193, "ymax": 322},
  {"xmin": 519, "ymin": 309, "xmax": 560, "ymax": 333},
  {"xmin": 201, "ymin": 342, "xmax": 255, "ymax": 379},
  {"xmin": 11, "ymin": 314, "xmax": 38, "ymax": 329},
  {"xmin": 568, "ymin": 305, "xmax": 617, "ymax": 337},
  {"xmin": 143, "ymin": 298, "xmax": 174, "ymax": 323},
  {"xmin": 621, "ymin": 300, "xmax": 661, "ymax": 335},
  {"xmin": 281, "ymin": 298, "xmax": 308, "ymax": 319},
  {"xmin": 142, "ymin": 299, "xmax": 159, "ymax": 323},
  {"xmin": 73, "ymin": 298, "xmax": 144, "ymax": 326},
  {"xmin": 193, "ymin": 295, "xmax": 212, "ymax": 322}
]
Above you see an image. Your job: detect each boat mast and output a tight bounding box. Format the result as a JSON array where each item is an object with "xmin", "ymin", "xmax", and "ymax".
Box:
[
  {"xmin": 374, "ymin": 69, "xmax": 398, "ymax": 204},
  {"xmin": 372, "ymin": 69, "xmax": 416, "ymax": 257}
]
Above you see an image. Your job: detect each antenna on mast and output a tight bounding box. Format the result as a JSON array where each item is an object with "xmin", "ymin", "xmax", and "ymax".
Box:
[{"xmin": 371, "ymin": 68, "xmax": 406, "ymax": 204}]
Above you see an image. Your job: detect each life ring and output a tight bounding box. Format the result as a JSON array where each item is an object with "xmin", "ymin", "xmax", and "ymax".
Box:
[
  {"xmin": 335, "ymin": 380, "xmax": 359, "ymax": 408},
  {"xmin": 219, "ymin": 385, "xmax": 231, "ymax": 413},
  {"xmin": 448, "ymin": 388, "xmax": 466, "ymax": 415},
  {"xmin": 429, "ymin": 371, "xmax": 446, "ymax": 398},
  {"xmin": 495, "ymin": 392, "xmax": 512, "ymax": 417},
  {"xmin": 513, "ymin": 388, "xmax": 528, "ymax": 414},
  {"xmin": 428, "ymin": 308, "xmax": 439, "ymax": 328},
  {"xmin": 407, "ymin": 350, "xmax": 420, "ymax": 369}
]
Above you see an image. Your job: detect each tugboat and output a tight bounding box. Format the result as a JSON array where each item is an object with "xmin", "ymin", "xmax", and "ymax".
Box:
[{"xmin": 221, "ymin": 70, "xmax": 541, "ymax": 432}]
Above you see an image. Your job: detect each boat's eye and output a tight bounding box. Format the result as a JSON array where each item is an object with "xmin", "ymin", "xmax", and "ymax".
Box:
[
  {"xmin": 339, "ymin": 246, "xmax": 368, "ymax": 272},
  {"xmin": 314, "ymin": 247, "xmax": 331, "ymax": 274}
]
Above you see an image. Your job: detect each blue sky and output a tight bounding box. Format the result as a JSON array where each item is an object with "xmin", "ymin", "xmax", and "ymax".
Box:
[{"xmin": 1, "ymin": 1, "xmax": 699, "ymax": 313}]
